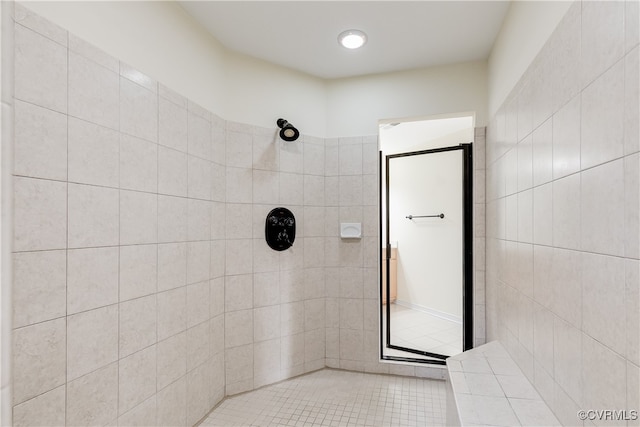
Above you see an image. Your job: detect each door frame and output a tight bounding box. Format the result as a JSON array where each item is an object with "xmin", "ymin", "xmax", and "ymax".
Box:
[{"xmin": 379, "ymin": 143, "xmax": 473, "ymax": 365}]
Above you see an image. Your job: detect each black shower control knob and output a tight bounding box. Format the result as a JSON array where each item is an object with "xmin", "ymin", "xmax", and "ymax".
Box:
[
  {"xmin": 265, "ymin": 207, "xmax": 296, "ymax": 251},
  {"xmin": 278, "ymin": 231, "xmax": 289, "ymax": 242}
]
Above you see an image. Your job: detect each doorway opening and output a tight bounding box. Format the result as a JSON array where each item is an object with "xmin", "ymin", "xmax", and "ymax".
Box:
[{"xmin": 378, "ymin": 114, "xmax": 474, "ymax": 364}]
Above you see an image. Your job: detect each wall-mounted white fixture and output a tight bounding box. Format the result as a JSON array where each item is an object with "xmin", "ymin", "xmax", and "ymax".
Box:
[
  {"xmin": 338, "ymin": 29, "xmax": 367, "ymax": 49},
  {"xmin": 340, "ymin": 223, "xmax": 362, "ymax": 239}
]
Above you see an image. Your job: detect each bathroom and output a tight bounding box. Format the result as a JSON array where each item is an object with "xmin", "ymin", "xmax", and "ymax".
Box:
[{"xmin": 1, "ymin": 0, "xmax": 638, "ymax": 426}]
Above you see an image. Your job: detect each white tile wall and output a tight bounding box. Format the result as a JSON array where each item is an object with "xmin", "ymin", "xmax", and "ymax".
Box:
[
  {"xmin": 10, "ymin": 7, "xmax": 228, "ymax": 425},
  {"xmin": 12, "ymin": 250, "xmax": 66, "ymax": 328},
  {"xmin": 13, "ymin": 318, "xmax": 66, "ymax": 404},
  {"xmin": 118, "ymin": 345, "xmax": 157, "ymax": 415},
  {"xmin": 67, "ymin": 183, "xmax": 119, "ymax": 248},
  {"xmin": 66, "ymin": 363, "xmax": 119, "ymax": 426},
  {"xmin": 66, "ymin": 305, "xmax": 118, "ymax": 382},
  {"xmin": 13, "ymin": 386, "xmax": 65, "ymax": 427},
  {"xmin": 67, "ymin": 246, "xmax": 119, "ymax": 314},
  {"xmin": 13, "ymin": 176, "xmax": 66, "ymax": 251},
  {"xmin": 486, "ymin": 2, "xmax": 639, "ymax": 425},
  {"xmin": 14, "ymin": 100, "xmax": 67, "ymax": 181},
  {"xmin": 68, "ymin": 52, "xmax": 118, "ymax": 130},
  {"xmin": 14, "ymin": 23, "xmax": 67, "ymax": 114}
]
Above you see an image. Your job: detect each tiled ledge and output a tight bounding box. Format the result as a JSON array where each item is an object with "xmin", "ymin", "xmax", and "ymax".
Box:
[{"xmin": 445, "ymin": 341, "xmax": 561, "ymax": 426}]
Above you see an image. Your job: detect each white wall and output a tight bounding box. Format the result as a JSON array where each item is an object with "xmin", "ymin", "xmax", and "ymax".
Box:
[
  {"xmin": 223, "ymin": 52, "xmax": 327, "ymax": 137},
  {"xmin": 487, "ymin": 0, "xmax": 573, "ymax": 116},
  {"xmin": 27, "ymin": 1, "xmax": 227, "ymax": 116},
  {"xmin": 389, "ymin": 151, "xmax": 463, "ymax": 318},
  {"xmin": 25, "ymin": 1, "xmax": 328, "ymax": 137},
  {"xmin": 26, "ymin": 1, "xmax": 489, "ymax": 139},
  {"xmin": 327, "ymin": 61, "xmax": 487, "ymax": 137}
]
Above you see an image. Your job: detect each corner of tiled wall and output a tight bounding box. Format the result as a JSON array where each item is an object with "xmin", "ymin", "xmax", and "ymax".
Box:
[
  {"xmin": 485, "ymin": 1, "xmax": 639, "ymax": 425},
  {"xmin": 222, "ymin": 122, "xmax": 327, "ymax": 396},
  {"xmin": 325, "ymin": 134, "xmax": 382, "ymax": 375}
]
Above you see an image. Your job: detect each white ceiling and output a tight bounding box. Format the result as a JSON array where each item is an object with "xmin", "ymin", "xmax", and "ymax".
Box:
[{"xmin": 178, "ymin": 1, "xmax": 511, "ymax": 80}]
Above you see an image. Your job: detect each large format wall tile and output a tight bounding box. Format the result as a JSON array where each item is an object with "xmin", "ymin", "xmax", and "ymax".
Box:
[
  {"xmin": 156, "ymin": 377, "xmax": 187, "ymax": 427},
  {"xmin": 580, "ymin": 59, "xmax": 625, "ymax": 170},
  {"xmin": 581, "ymin": 0, "xmax": 625, "ymax": 87},
  {"xmin": 14, "ymin": 100, "xmax": 67, "ymax": 181},
  {"xmin": 157, "ymin": 332, "xmax": 187, "ymax": 390},
  {"xmin": 68, "ymin": 52, "xmax": 119, "ymax": 130},
  {"xmin": 118, "ymin": 345, "xmax": 157, "ymax": 416},
  {"xmin": 625, "ymin": 46, "xmax": 639, "ymax": 155},
  {"xmin": 157, "ymin": 287, "xmax": 187, "ymax": 341},
  {"xmin": 66, "ymin": 305, "xmax": 118, "ymax": 382},
  {"xmin": 158, "ymin": 243, "xmax": 187, "ymax": 292},
  {"xmin": 120, "ymin": 244, "xmax": 158, "ymax": 302},
  {"xmin": 67, "ymin": 117, "xmax": 119, "ymax": 188},
  {"xmin": 120, "ymin": 134, "xmax": 158, "ymax": 192},
  {"xmin": 580, "ymin": 159, "xmax": 625, "ymax": 256},
  {"xmin": 68, "ymin": 33, "xmax": 116, "ymax": 71},
  {"xmin": 13, "ymin": 386, "xmax": 65, "ymax": 427},
  {"xmin": 159, "ymin": 97, "xmax": 188, "ymax": 152},
  {"xmin": 188, "ymin": 111, "xmax": 212, "ymax": 161},
  {"xmin": 120, "ymin": 77, "xmax": 158, "ymax": 143},
  {"xmin": 67, "ymin": 183, "xmax": 119, "ymax": 248},
  {"xmin": 12, "ymin": 250, "xmax": 66, "ymax": 328},
  {"xmin": 15, "ymin": 24, "xmax": 67, "ymax": 113},
  {"xmin": 66, "ymin": 363, "xmax": 118, "ymax": 427},
  {"xmin": 13, "ymin": 177, "xmax": 66, "ymax": 252},
  {"xmin": 552, "ymin": 95, "xmax": 580, "ymax": 180},
  {"xmin": 120, "ymin": 190, "xmax": 158, "ymax": 245},
  {"xmin": 13, "ymin": 318, "xmax": 66, "ymax": 405},
  {"xmin": 119, "ymin": 295, "xmax": 157, "ymax": 358},
  {"xmin": 582, "ymin": 252, "xmax": 626, "ymax": 356},
  {"xmin": 159, "ymin": 146, "xmax": 188, "ymax": 197},
  {"xmin": 531, "ymin": 118, "xmax": 552, "ymax": 187},
  {"xmin": 67, "ymin": 246, "xmax": 119, "ymax": 314},
  {"xmin": 159, "ymin": 195, "xmax": 188, "ymax": 243}
]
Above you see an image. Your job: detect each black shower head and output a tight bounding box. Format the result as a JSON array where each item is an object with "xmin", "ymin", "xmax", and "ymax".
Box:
[{"xmin": 277, "ymin": 118, "xmax": 300, "ymax": 142}]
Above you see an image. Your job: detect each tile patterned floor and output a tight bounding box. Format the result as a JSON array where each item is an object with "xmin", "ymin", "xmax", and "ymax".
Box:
[
  {"xmin": 201, "ymin": 369, "xmax": 446, "ymax": 427},
  {"xmin": 383, "ymin": 304, "xmax": 462, "ymax": 360}
]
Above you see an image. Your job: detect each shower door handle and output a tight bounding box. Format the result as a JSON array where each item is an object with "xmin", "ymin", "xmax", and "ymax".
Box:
[{"xmin": 406, "ymin": 213, "xmax": 444, "ymax": 220}]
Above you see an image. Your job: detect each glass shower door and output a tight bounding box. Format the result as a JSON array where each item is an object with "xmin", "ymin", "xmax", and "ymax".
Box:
[{"xmin": 381, "ymin": 144, "xmax": 472, "ymax": 364}]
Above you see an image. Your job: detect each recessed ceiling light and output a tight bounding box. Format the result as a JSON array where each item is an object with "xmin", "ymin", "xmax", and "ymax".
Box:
[{"xmin": 338, "ymin": 29, "xmax": 367, "ymax": 49}]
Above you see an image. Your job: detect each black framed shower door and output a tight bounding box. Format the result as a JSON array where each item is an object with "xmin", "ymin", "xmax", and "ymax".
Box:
[{"xmin": 379, "ymin": 143, "xmax": 473, "ymax": 365}]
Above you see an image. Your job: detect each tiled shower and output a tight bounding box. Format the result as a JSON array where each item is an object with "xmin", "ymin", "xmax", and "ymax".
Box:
[
  {"xmin": 8, "ymin": 4, "xmax": 464, "ymax": 426},
  {"xmin": 4, "ymin": 0, "xmax": 638, "ymax": 426}
]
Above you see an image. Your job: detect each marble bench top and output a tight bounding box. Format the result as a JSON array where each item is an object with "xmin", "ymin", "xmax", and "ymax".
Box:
[{"xmin": 446, "ymin": 341, "xmax": 561, "ymax": 426}]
